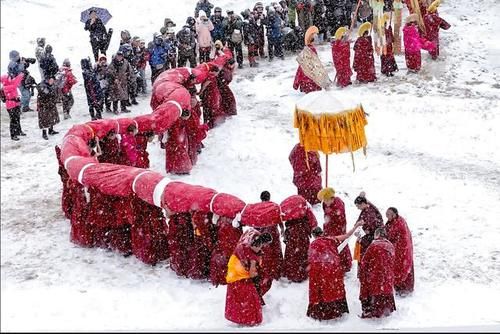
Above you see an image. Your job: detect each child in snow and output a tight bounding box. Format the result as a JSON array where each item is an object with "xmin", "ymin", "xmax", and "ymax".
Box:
[
  {"xmin": 1, "ymin": 70, "xmax": 26, "ymax": 141},
  {"xmin": 403, "ymin": 14, "xmax": 436, "ymax": 73},
  {"xmin": 353, "ymin": 22, "xmax": 377, "ymax": 83},
  {"xmin": 380, "ymin": 14, "xmax": 398, "ymax": 77},
  {"xmin": 331, "ymin": 26, "xmax": 353, "ymax": 87},
  {"xmin": 58, "ymin": 59, "xmax": 77, "ymax": 119}
]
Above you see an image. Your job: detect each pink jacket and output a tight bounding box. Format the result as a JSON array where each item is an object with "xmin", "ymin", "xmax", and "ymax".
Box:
[
  {"xmin": 120, "ymin": 133, "xmax": 139, "ymax": 166},
  {"xmin": 196, "ymin": 19, "xmax": 214, "ymax": 48},
  {"xmin": 1, "ymin": 73, "xmax": 24, "ymax": 110},
  {"xmin": 403, "ymin": 24, "xmax": 435, "ymax": 54}
]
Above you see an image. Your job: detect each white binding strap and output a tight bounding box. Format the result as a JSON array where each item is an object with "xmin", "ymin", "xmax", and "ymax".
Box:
[
  {"xmin": 77, "ymin": 163, "xmax": 96, "ymax": 185},
  {"xmin": 132, "ymin": 171, "xmax": 152, "ymax": 194},
  {"xmin": 115, "ymin": 120, "xmax": 120, "ymax": 134},
  {"xmin": 209, "ymin": 193, "xmax": 220, "ymax": 213},
  {"xmin": 133, "ymin": 120, "xmax": 139, "ymax": 130},
  {"xmin": 64, "ymin": 156, "xmax": 79, "ymax": 170},
  {"xmin": 153, "ymin": 177, "xmax": 171, "ymax": 208},
  {"xmin": 166, "ymin": 100, "xmax": 183, "ymax": 116}
]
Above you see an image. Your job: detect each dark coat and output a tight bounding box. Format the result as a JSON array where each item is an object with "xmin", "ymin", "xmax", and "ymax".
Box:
[
  {"xmin": 195, "ymin": 0, "xmax": 214, "ymax": 18},
  {"xmin": 40, "ymin": 53, "xmax": 59, "ymax": 79},
  {"xmin": 210, "ymin": 14, "xmax": 225, "ymax": 42},
  {"xmin": 84, "ymin": 18, "xmax": 108, "ymax": 43},
  {"xmin": 107, "ymin": 58, "xmax": 133, "ymax": 101},
  {"xmin": 37, "ymin": 80, "xmax": 60, "ymax": 129}
]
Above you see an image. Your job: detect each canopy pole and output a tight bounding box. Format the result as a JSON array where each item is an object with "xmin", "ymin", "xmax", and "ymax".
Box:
[{"xmin": 325, "ymin": 154, "xmax": 329, "ymax": 188}]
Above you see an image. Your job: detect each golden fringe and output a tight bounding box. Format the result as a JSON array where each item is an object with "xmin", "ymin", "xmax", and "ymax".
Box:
[{"xmin": 294, "ymin": 105, "xmax": 368, "ymax": 155}]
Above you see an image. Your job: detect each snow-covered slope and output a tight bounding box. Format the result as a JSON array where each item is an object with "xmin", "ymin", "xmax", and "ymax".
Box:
[{"xmin": 1, "ymin": 0, "xmax": 500, "ymax": 331}]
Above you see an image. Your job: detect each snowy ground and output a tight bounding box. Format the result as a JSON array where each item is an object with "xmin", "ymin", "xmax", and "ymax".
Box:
[{"xmin": 2, "ymin": 0, "xmax": 500, "ymax": 331}]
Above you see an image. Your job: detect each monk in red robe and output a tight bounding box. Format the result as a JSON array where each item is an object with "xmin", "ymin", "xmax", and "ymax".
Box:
[
  {"xmin": 293, "ymin": 26, "xmax": 322, "ymax": 93},
  {"xmin": 318, "ymin": 187, "xmax": 353, "ymax": 273},
  {"xmin": 135, "ymin": 131, "xmax": 155, "ymax": 169},
  {"xmin": 98, "ymin": 130, "xmax": 121, "ymax": 164},
  {"xmin": 186, "ymin": 91, "xmax": 208, "ymax": 166},
  {"xmin": 359, "ymin": 227, "xmax": 396, "ymax": 318},
  {"xmin": 164, "ymin": 117, "xmax": 193, "ymax": 175},
  {"xmin": 289, "ymin": 143, "xmax": 322, "ymax": 206},
  {"xmin": 69, "ymin": 182, "xmax": 94, "ymax": 247},
  {"xmin": 282, "ymin": 205, "xmax": 318, "ymax": 282},
  {"xmin": 381, "ymin": 20, "xmax": 398, "ymax": 76},
  {"xmin": 186, "ymin": 211, "xmax": 214, "ymax": 280},
  {"xmin": 225, "ymin": 229, "xmax": 272, "ymax": 326},
  {"xmin": 130, "ymin": 196, "xmax": 169, "ymax": 265},
  {"xmin": 210, "ymin": 216, "xmax": 242, "ymax": 287},
  {"xmin": 353, "ymin": 22, "xmax": 377, "ymax": 83},
  {"xmin": 354, "ymin": 193, "xmax": 384, "ymax": 261},
  {"xmin": 168, "ymin": 212, "xmax": 194, "ymax": 277},
  {"xmin": 385, "ymin": 207, "xmax": 414, "ymax": 296},
  {"xmin": 199, "ymin": 73, "xmax": 225, "ymax": 129},
  {"xmin": 331, "ymin": 27, "xmax": 353, "ymax": 87},
  {"xmin": 307, "ymin": 222, "xmax": 361, "ymax": 320},
  {"xmin": 423, "ymin": 2, "xmax": 451, "ymax": 60},
  {"xmin": 217, "ymin": 61, "xmax": 237, "ymax": 116},
  {"xmin": 55, "ymin": 145, "xmax": 73, "ymax": 219}
]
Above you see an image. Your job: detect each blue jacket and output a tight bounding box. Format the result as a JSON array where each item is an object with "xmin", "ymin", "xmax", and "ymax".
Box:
[
  {"xmin": 148, "ymin": 43, "xmax": 169, "ymax": 67},
  {"xmin": 210, "ymin": 15, "xmax": 225, "ymax": 42},
  {"xmin": 267, "ymin": 15, "xmax": 283, "ymax": 41}
]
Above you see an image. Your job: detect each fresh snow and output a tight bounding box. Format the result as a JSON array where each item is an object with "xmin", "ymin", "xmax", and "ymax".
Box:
[{"xmin": 1, "ymin": 0, "xmax": 500, "ymax": 331}]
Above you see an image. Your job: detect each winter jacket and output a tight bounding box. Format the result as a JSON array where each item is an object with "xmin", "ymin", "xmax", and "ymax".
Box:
[
  {"xmin": 95, "ymin": 62, "xmax": 110, "ymax": 91},
  {"xmin": 242, "ymin": 16, "xmax": 259, "ymax": 45},
  {"xmin": 40, "ymin": 53, "xmax": 59, "ymax": 79},
  {"xmin": 176, "ymin": 25, "xmax": 197, "ymax": 54},
  {"xmin": 59, "ymin": 66, "xmax": 77, "ymax": 94},
  {"xmin": 107, "ymin": 57, "xmax": 134, "ymax": 101},
  {"xmin": 266, "ymin": 14, "xmax": 283, "ymax": 41},
  {"xmin": 148, "ymin": 42, "xmax": 169, "ymax": 67},
  {"xmin": 84, "ymin": 18, "xmax": 108, "ymax": 43},
  {"xmin": 0, "ymin": 73, "xmax": 24, "ymax": 109},
  {"xmin": 196, "ymin": 18, "xmax": 214, "ymax": 48},
  {"xmin": 210, "ymin": 14, "xmax": 225, "ymax": 42},
  {"xmin": 35, "ymin": 46, "xmax": 45, "ymax": 63},
  {"xmin": 37, "ymin": 80, "xmax": 60, "ymax": 129},
  {"xmin": 135, "ymin": 47, "xmax": 150, "ymax": 70},
  {"xmin": 223, "ymin": 16, "xmax": 244, "ymax": 44},
  {"xmin": 82, "ymin": 59, "xmax": 104, "ymax": 106},
  {"xmin": 195, "ymin": 0, "xmax": 214, "ymax": 18}
]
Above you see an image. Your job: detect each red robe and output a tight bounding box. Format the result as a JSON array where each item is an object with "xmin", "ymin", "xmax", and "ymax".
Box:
[
  {"xmin": 168, "ymin": 212, "xmax": 193, "ymax": 277},
  {"xmin": 107, "ymin": 194, "xmax": 134, "ymax": 255},
  {"xmin": 423, "ymin": 12, "xmax": 451, "ymax": 60},
  {"xmin": 165, "ymin": 119, "xmax": 193, "ymax": 174},
  {"xmin": 185, "ymin": 98, "xmax": 207, "ymax": 166},
  {"xmin": 210, "ymin": 216, "xmax": 242, "ymax": 286},
  {"xmin": 307, "ymin": 237, "xmax": 349, "ymax": 320},
  {"xmin": 353, "ymin": 36, "xmax": 377, "ymax": 83},
  {"xmin": 289, "ymin": 144, "xmax": 322, "ymax": 205},
  {"xmin": 225, "ymin": 241, "xmax": 263, "ymax": 326},
  {"xmin": 55, "ymin": 145, "xmax": 73, "ymax": 219},
  {"xmin": 331, "ymin": 40, "xmax": 353, "ymax": 87},
  {"xmin": 359, "ymin": 238, "xmax": 396, "ymax": 318},
  {"xmin": 200, "ymin": 73, "xmax": 225, "ymax": 129},
  {"xmin": 255, "ymin": 224, "xmax": 283, "ymax": 295},
  {"xmin": 130, "ymin": 195, "xmax": 169, "ymax": 265},
  {"xmin": 69, "ymin": 182, "xmax": 94, "ymax": 247},
  {"xmin": 186, "ymin": 212, "xmax": 214, "ymax": 280},
  {"xmin": 86, "ymin": 187, "xmax": 111, "ymax": 249},
  {"xmin": 135, "ymin": 134, "xmax": 150, "ymax": 169},
  {"xmin": 282, "ymin": 208, "xmax": 318, "ymax": 282},
  {"xmin": 323, "ymin": 197, "xmax": 353, "ymax": 273},
  {"xmin": 293, "ymin": 45, "xmax": 322, "ymax": 93},
  {"xmin": 98, "ymin": 137, "xmax": 121, "ymax": 164},
  {"xmin": 381, "ymin": 26, "xmax": 398, "ymax": 75},
  {"xmin": 217, "ymin": 65, "xmax": 237, "ymax": 116},
  {"xmin": 358, "ymin": 202, "xmax": 384, "ymax": 260},
  {"xmin": 386, "ymin": 216, "xmax": 414, "ymax": 295}
]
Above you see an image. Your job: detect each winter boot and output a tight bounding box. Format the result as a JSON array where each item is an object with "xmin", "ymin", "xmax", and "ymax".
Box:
[
  {"xmin": 131, "ymin": 96, "xmax": 139, "ymax": 105},
  {"xmin": 11, "ymin": 136, "xmax": 19, "ymax": 141},
  {"xmin": 48, "ymin": 127, "xmax": 59, "ymax": 135},
  {"xmin": 95, "ymin": 108, "xmax": 103, "ymax": 120},
  {"xmin": 19, "ymin": 131, "xmax": 26, "ymax": 136},
  {"xmin": 22, "ymin": 106, "xmax": 32, "ymax": 113},
  {"xmin": 121, "ymin": 100, "xmax": 131, "ymax": 113},
  {"xmin": 42, "ymin": 129, "xmax": 48, "ymax": 140},
  {"xmin": 63, "ymin": 112, "xmax": 71, "ymax": 120}
]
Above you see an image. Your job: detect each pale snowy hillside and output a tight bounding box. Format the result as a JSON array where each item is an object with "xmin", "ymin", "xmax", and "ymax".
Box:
[{"xmin": 1, "ymin": 0, "xmax": 500, "ymax": 331}]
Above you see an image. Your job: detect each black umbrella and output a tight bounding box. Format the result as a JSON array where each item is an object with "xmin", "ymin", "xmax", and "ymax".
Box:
[{"xmin": 80, "ymin": 7, "xmax": 112, "ymax": 25}]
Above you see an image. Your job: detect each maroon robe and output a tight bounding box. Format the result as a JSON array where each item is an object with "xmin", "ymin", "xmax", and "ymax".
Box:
[
  {"xmin": 135, "ymin": 134, "xmax": 150, "ymax": 169},
  {"xmin": 358, "ymin": 202, "xmax": 384, "ymax": 260},
  {"xmin": 386, "ymin": 216, "xmax": 414, "ymax": 295},
  {"xmin": 86, "ymin": 187, "xmax": 111, "ymax": 249},
  {"xmin": 168, "ymin": 212, "xmax": 193, "ymax": 277},
  {"xmin": 323, "ymin": 197, "xmax": 353, "ymax": 273},
  {"xmin": 98, "ymin": 137, "xmax": 121, "ymax": 164},
  {"xmin": 307, "ymin": 237, "xmax": 349, "ymax": 320},
  {"xmin": 331, "ymin": 40, "xmax": 353, "ymax": 87},
  {"xmin": 283, "ymin": 208, "xmax": 318, "ymax": 282},
  {"xmin": 225, "ymin": 232, "xmax": 263, "ymax": 326},
  {"xmin": 255, "ymin": 224, "xmax": 283, "ymax": 295},
  {"xmin": 353, "ymin": 35, "xmax": 377, "ymax": 83},
  {"xmin": 423, "ymin": 12, "xmax": 451, "ymax": 60},
  {"xmin": 293, "ymin": 45, "xmax": 322, "ymax": 93},
  {"xmin": 200, "ymin": 73, "xmax": 225, "ymax": 129},
  {"xmin": 289, "ymin": 144, "xmax": 322, "ymax": 205},
  {"xmin": 130, "ymin": 195, "xmax": 169, "ymax": 265},
  {"xmin": 165, "ymin": 119, "xmax": 193, "ymax": 174},
  {"xmin": 69, "ymin": 182, "xmax": 94, "ymax": 247},
  {"xmin": 107, "ymin": 194, "xmax": 134, "ymax": 255},
  {"xmin": 217, "ymin": 65, "xmax": 237, "ymax": 116},
  {"xmin": 55, "ymin": 145, "xmax": 73, "ymax": 219},
  {"xmin": 381, "ymin": 26, "xmax": 398, "ymax": 75},
  {"xmin": 359, "ymin": 238, "xmax": 396, "ymax": 318},
  {"xmin": 210, "ymin": 216, "xmax": 242, "ymax": 286},
  {"xmin": 186, "ymin": 211, "xmax": 214, "ymax": 280}
]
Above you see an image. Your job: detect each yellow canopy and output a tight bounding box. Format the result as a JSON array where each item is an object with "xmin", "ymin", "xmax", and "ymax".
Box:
[{"xmin": 294, "ymin": 91, "xmax": 368, "ymax": 155}]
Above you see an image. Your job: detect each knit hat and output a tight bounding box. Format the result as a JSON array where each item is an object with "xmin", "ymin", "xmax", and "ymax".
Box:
[
  {"xmin": 198, "ymin": 10, "xmax": 207, "ymax": 18},
  {"xmin": 9, "ymin": 50, "xmax": 20, "ymax": 61},
  {"xmin": 358, "ymin": 22, "xmax": 371, "ymax": 37},
  {"xmin": 317, "ymin": 187, "xmax": 335, "ymax": 202},
  {"xmin": 63, "ymin": 58, "xmax": 71, "ymax": 67},
  {"xmin": 214, "ymin": 40, "xmax": 223, "ymax": 49}
]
